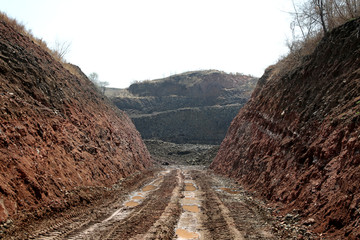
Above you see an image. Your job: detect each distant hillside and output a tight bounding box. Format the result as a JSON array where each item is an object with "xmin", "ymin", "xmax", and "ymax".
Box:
[{"xmin": 108, "ymin": 70, "xmax": 258, "ymax": 144}]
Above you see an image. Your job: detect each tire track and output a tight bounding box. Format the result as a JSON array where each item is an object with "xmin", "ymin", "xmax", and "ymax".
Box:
[
  {"xmin": 138, "ymin": 169, "xmax": 183, "ymax": 240},
  {"xmin": 210, "ymin": 172, "xmax": 289, "ymax": 239},
  {"xmin": 174, "ymin": 169, "xmax": 203, "ymax": 240},
  {"xmin": 25, "ymin": 170, "xmax": 169, "ymax": 240},
  {"xmin": 6, "ymin": 167, "xmax": 305, "ymax": 239},
  {"xmin": 191, "ymin": 170, "xmax": 244, "ymax": 240},
  {"xmin": 97, "ymin": 169, "xmax": 178, "ymax": 240}
]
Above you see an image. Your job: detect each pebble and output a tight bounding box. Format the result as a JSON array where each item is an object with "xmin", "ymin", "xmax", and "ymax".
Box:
[{"xmin": 303, "ymin": 218, "xmax": 315, "ymax": 226}]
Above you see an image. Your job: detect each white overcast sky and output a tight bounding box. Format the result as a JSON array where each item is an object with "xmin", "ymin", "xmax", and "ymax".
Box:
[{"xmin": 1, "ymin": 0, "xmax": 294, "ymax": 88}]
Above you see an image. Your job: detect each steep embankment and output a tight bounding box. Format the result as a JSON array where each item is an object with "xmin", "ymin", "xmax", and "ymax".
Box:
[
  {"xmin": 110, "ymin": 71, "xmax": 257, "ymax": 144},
  {"xmin": 211, "ymin": 18, "xmax": 360, "ymax": 238},
  {"xmin": 0, "ymin": 18, "xmax": 151, "ymax": 223}
]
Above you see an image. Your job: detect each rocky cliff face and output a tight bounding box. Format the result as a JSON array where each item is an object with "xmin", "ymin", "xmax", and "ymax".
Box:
[
  {"xmin": 211, "ymin": 18, "xmax": 360, "ymax": 238},
  {"xmin": 0, "ymin": 18, "xmax": 151, "ymax": 223},
  {"xmin": 110, "ymin": 70, "xmax": 257, "ymax": 144}
]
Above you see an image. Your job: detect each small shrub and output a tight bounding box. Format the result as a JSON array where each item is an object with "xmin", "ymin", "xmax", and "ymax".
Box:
[{"xmin": 274, "ymin": 0, "xmax": 360, "ymax": 76}]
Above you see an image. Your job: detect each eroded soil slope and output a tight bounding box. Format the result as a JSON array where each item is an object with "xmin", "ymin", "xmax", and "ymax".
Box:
[
  {"xmin": 211, "ymin": 18, "xmax": 360, "ymax": 239},
  {"xmin": 0, "ymin": 19, "xmax": 151, "ymax": 224}
]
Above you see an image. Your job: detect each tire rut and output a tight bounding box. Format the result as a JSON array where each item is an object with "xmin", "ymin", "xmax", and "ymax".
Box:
[
  {"xmin": 138, "ymin": 169, "xmax": 183, "ymax": 240},
  {"xmin": 5, "ymin": 167, "xmax": 308, "ymax": 240},
  {"xmin": 174, "ymin": 169, "xmax": 203, "ymax": 239},
  {"xmin": 191, "ymin": 170, "xmax": 241, "ymax": 240},
  {"xmin": 93, "ymin": 169, "xmax": 179, "ymax": 240},
  {"xmin": 25, "ymin": 169, "xmax": 173, "ymax": 240}
]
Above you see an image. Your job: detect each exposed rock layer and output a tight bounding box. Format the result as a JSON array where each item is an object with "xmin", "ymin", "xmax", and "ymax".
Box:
[
  {"xmin": 109, "ymin": 70, "xmax": 257, "ymax": 144},
  {"xmin": 211, "ymin": 18, "xmax": 360, "ymax": 239},
  {"xmin": 0, "ymin": 20, "xmax": 151, "ymax": 222}
]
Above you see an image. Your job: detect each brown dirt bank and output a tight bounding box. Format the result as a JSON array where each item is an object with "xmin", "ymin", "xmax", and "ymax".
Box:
[
  {"xmin": 211, "ymin": 18, "xmax": 360, "ymax": 239},
  {"xmin": 0, "ymin": 17, "xmax": 151, "ymax": 226}
]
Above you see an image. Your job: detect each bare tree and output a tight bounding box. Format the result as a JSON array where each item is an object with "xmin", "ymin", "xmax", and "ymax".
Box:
[
  {"xmin": 315, "ymin": 0, "xmax": 328, "ymax": 33},
  {"xmin": 289, "ymin": 0, "xmax": 360, "ymax": 51},
  {"xmin": 280, "ymin": 0, "xmax": 360, "ymax": 74},
  {"xmin": 53, "ymin": 40, "xmax": 71, "ymax": 61},
  {"xmin": 291, "ymin": 0, "xmax": 360, "ymax": 37},
  {"xmin": 88, "ymin": 72, "xmax": 99, "ymax": 84},
  {"xmin": 99, "ymin": 81, "xmax": 109, "ymax": 95},
  {"xmin": 87, "ymin": 72, "xmax": 109, "ymax": 95}
]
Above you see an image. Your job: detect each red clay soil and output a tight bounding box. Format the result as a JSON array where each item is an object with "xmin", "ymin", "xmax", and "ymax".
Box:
[
  {"xmin": 0, "ymin": 19, "xmax": 151, "ymax": 224},
  {"xmin": 211, "ymin": 18, "xmax": 360, "ymax": 239}
]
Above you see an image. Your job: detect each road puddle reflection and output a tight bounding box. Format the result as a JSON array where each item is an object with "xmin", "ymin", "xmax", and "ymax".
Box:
[
  {"xmin": 220, "ymin": 187, "xmax": 240, "ymax": 194},
  {"xmin": 183, "ymin": 205, "xmax": 200, "ymax": 213},
  {"xmin": 132, "ymin": 196, "xmax": 144, "ymax": 200},
  {"xmin": 142, "ymin": 185, "xmax": 156, "ymax": 191},
  {"xmin": 183, "ymin": 198, "xmax": 196, "ymax": 204},
  {"xmin": 124, "ymin": 201, "xmax": 140, "ymax": 207},
  {"xmin": 176, "ymin": 228, "xmax": 199, "ymax": 239},
  {"xmin": 184, "ymin": 183, "xmax": 196, "ymax": 191},
  {"xmin": 184, "ymin": 197, "xmax": 196, "ymax": 200},
  {"xmin": 176, "ymin": 172, "xmax": 201, "ymax": 240}
]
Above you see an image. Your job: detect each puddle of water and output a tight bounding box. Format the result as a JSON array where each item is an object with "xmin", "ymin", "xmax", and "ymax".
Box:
[
  {"xmin": 132, "ymin": 196, "xmax": 145, "ymax": 200},
  {"xmin": 184, "ymin": 185, "xmax": 196, "ymax": 191},
  {"xmin": 220, "ymin": 187, "xmax": 240, "ymax": 194},
  {"xmin": 153, "ymin": 177, "xmax": 163, "ymax": 185},
  {"xmin": 67, "ymin": 170, "xmax": 170, "ymax": 239},
  {"xmin": 176, "ymin": 228, "xmax": 199, "ymax": 239},
  {"xmin": 124, "ymin": 201, "xmax": 140, "ymax": 207},
  {"xmin": 184, "ymin": 197, "xmax": 196, "ymax": 200},
  {"xmin": 184, "ymin": 191, "xmax": 195, "ymax": 197},
  {"xmin": 183, "ymin": 205, "xmax": 200, "ymax": 213},
  {"xmin": 142, "ymin": 185, "xmax": 156, "ymax": 191}
]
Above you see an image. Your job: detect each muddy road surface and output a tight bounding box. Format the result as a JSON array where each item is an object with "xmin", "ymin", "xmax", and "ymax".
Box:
[{"xmin": 3, "ymin": 167, "xmax": 315, "ymax": 240}]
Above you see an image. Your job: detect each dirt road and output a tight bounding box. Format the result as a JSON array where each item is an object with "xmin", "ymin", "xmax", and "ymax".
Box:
[{"xmin": 4, "ymin": 167, "xmax": 314, "ymax": 240}]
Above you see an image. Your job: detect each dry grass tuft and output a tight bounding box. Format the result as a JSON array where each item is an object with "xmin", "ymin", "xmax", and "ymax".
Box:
[{"xmin": 273, "ymin": 32, "xmax": 323, "ymax": 77}]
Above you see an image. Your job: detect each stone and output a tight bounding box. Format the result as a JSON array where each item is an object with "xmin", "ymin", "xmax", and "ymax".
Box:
[{"xmin": 303, "ymin": 218, "xmax": 316, "ymax": 226}]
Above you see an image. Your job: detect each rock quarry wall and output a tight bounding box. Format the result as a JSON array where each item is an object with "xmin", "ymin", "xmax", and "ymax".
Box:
[
  {"xmin": 110, "ymin": 70, "xmax": 257, "ymax": 144},
  {"xmin": 211, "ymin": 18, "xmax": 360, "ymax": 238},
  {"xmin": 131, "ymin": 104, "xmax": 242, "ymax": 144},
  {"xmin": 0, "ymin": 19, "xmax": 151, "ymax": 223}
]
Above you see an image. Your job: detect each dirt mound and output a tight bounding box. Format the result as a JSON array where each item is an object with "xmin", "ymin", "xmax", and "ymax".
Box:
[
  {"xmin": 211, "ymin": 18, "xmax": 360, "ymax": 239},
  {"xmin": 109, "ymin": 70, "xmax": 257, "ymax": 144},
  {"xmin": 144, "ymin": 139, "xmax": 219, "ymax": 166},
  {"xmin": 0, "ymin": 18, "xmax": 151, "ymax": 224}
]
